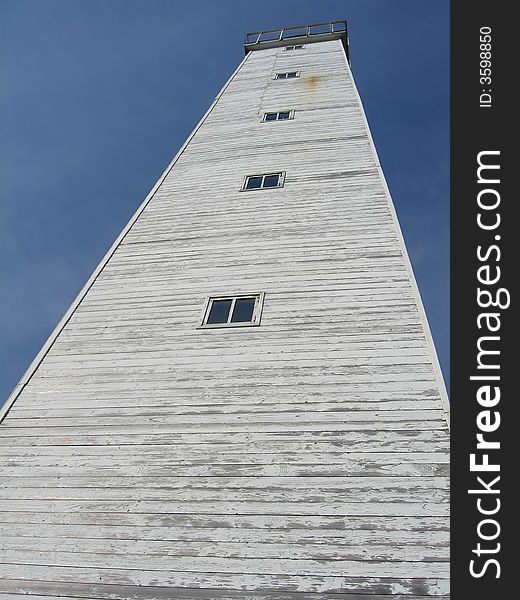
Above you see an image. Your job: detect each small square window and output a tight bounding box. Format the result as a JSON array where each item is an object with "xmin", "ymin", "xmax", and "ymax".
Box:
[
  {"xmin": 284, "ymin": 45, "xmax": 305, "ymax": 51},
  {"xmin": 245, "ymin": 176, "xmax": 263, "ymax": 190},
  {"xmin": 242, "ymin": 172, "xmax": 285, "ymax": 191},
  {"xmin": 274, "ymin": 71, "xmax": 300, "ymax": 80},
  {"xmin": 263, "ymin": 174, "xmax": 281, "ymax": 188},
  {"xmin": 262, "ymin": 110, "xmax": 294, "ymax": 122},
  {"xmin": 198, "ymin": 294, "xmax": 265, "ymax": 328},
  {"xmin": 231, "ymin": 297, "xmax": 256, "ymax": 323},
  {"xmin": 206, "ymin": 299, "xmax": 232, "ymax": 325}
]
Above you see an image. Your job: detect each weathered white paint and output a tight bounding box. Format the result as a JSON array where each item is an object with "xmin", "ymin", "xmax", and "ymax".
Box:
[{"xmin": 0, "ymin": 33, "xmax": 449, "ymax": 598}]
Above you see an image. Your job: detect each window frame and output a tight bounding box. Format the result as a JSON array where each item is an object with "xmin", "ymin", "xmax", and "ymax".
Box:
[
  {"xmin": 284, "ymin": 44, "xmax": 305, "ymax": 51},
  {"xmin": 262, "ymin": 110, "xmax": 295, "ymax": 122},
  {"xmin": 198, "ymin": 293, "xmax": 265, "ymax": 329},
  {"xmin": 241, "ymin": 172, "xmax": 286, "ymax": 191},
  {"xmin": 273, "ymin": 71, "xmax": 300, "ymax": 80}
]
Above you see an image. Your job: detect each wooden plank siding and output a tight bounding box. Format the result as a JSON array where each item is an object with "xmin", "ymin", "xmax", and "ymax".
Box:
[{"xmin": 0, "ymin": 38, "xmax": 449, "ymax": 598}]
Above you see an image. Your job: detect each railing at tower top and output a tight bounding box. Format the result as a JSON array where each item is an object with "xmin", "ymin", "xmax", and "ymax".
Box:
[{"xmin": 244, "ymin": 21, "xmax": 349, "ymax": 63}]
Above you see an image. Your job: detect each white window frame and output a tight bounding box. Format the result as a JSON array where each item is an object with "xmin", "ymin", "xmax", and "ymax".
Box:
[
  {"xmin": 284, "ymin": 44, "xmax": 305, "ymax": 51},
  {"xmin": 262, "ymin": 110, "xmax": 295, "ymax": 122},
  {"xmin": 273, "ymin": 71, "xmax": 300, "ymax": 80},
  {"xmin": 241, "ymin": 172, "xmax": 286, "ymax": 191},
  {"xmin": 198, "ymin": 293, "xmax": 265, "ymax": 329}
]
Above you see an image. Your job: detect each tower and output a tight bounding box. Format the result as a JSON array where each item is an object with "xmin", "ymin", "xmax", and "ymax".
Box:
[{"xmin": 0, "ymin": 22, "xmax": 449, "ymax": 598}]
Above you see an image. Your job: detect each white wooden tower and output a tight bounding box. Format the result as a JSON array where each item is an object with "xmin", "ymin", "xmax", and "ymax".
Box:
[{"xmin": 0, "ymin": 22, "xmax": 450, "ymax": 599}]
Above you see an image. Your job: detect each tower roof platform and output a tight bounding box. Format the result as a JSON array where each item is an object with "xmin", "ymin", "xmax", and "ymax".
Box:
[{"xmin": 244, "ymin": 20, "xmax": 350, "ymax": 62}]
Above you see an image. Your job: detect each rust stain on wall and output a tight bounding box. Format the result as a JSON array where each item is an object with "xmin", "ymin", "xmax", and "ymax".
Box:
[{"xmin": 305, "ymin": 75, "xmax": 323, "ymax": 90}]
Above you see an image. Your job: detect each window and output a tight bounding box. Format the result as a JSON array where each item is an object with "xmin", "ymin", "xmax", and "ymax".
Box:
[
  {"xmin": 242, "ymin": 172, "xmax": 285, "ymax": 191},
  {"xmin": 284, "ymin": 45, "xmax": 305, "ymax": 51},
  {"xmin": 199, "ymin": 294, "xmax": 265, "ymax": 328},
  {"xmin": 263, "ymin": 110, "xmax": 294, "ymax": 122},
  {"xmin": 274, "ymin": 71, "xmax": 300, "ymax": 80}
]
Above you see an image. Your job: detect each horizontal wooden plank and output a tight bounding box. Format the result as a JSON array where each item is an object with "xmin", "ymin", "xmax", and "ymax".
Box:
[
  {"xmin": 0, "ymin": 421, "xmax": 449, "ymax": 437},
  {"xmin": 0, "ymin": 499, "xmax": 449, "ymax": 517},
  {"xmin": 0, "ymin": 466, "xmax": 450, "ymax": 480},
  {"xmin": 45, "ymin": 336, "xmax": 430, "ymax": 354},
  {"xmin": 0, "ymin": 450, "xmax": 448, "ymax": 467},
  {"xmin": 0, "ymin": 474, "xmax": 449, "ymax": 489},
  {"xmin": 0, "ymin": 485, "xmax": 448, "ymax": 505},
  {"xmin": 0, "ymin": 437, "xmax": 450, "ymax": 456},
  {"xmin": 0, "ymin": 429, "xmax": 449, "ymax": 449},
  {"xmin": 33, "ymin": 350, "xmax": 433, "ymax": 370},
  {"xmin": 10, "ymin": 381, "xmax": 442, "ymax": 398},
  {"xmin": 0, "ymin": 565, "xmax": 450, "ymax": 596},
  {"xmin": 0, "ymin": 511, "xmax": 449, "ymax": 531},
  {"xmin": 3, "ymin": 410, "xmax": 444, "ymax": 428},
  {"xmin": 38, "ymin": 350, "xmax": 431, "ymax": 369},
  {"xmin": 0, "ymin": 549, "xmax": 450, "ymax": 578},
  {"xmin": 0, "ymin": 522, "xmax": 449, "ymax": 546},
  {"xmin": 0, "ymin": 536, "xmax": 448, "ymax": 562},
  {"xmin": 0, "ymin": 578, "xmax": 450, "ymax": 599},
  {"xmin": 5, "ymin": 401, "xmax": 443, "ymax": 421},
  {"xmin": 21, "ymin": 372, "xmax": 439, "ymax": 388},
  {"xmin": 0, "ymin": 590, "xmax": 450, "ymax": 600}
]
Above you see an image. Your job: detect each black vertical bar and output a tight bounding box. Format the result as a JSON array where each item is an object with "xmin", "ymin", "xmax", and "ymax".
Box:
[{"xmin": 451, "ymin": 2, "xmax": 514, "ymax": 597}]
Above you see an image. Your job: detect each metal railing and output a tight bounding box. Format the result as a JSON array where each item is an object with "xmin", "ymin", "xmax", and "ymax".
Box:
[{"xmin": 245, "ymin": 21, "xmax": 347, "ymax": 46}]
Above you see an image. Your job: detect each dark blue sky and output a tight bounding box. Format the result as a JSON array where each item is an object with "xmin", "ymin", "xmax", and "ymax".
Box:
[{"xmin": 0, "ymin": 0, "xmax": 449, "ymax": 402}]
